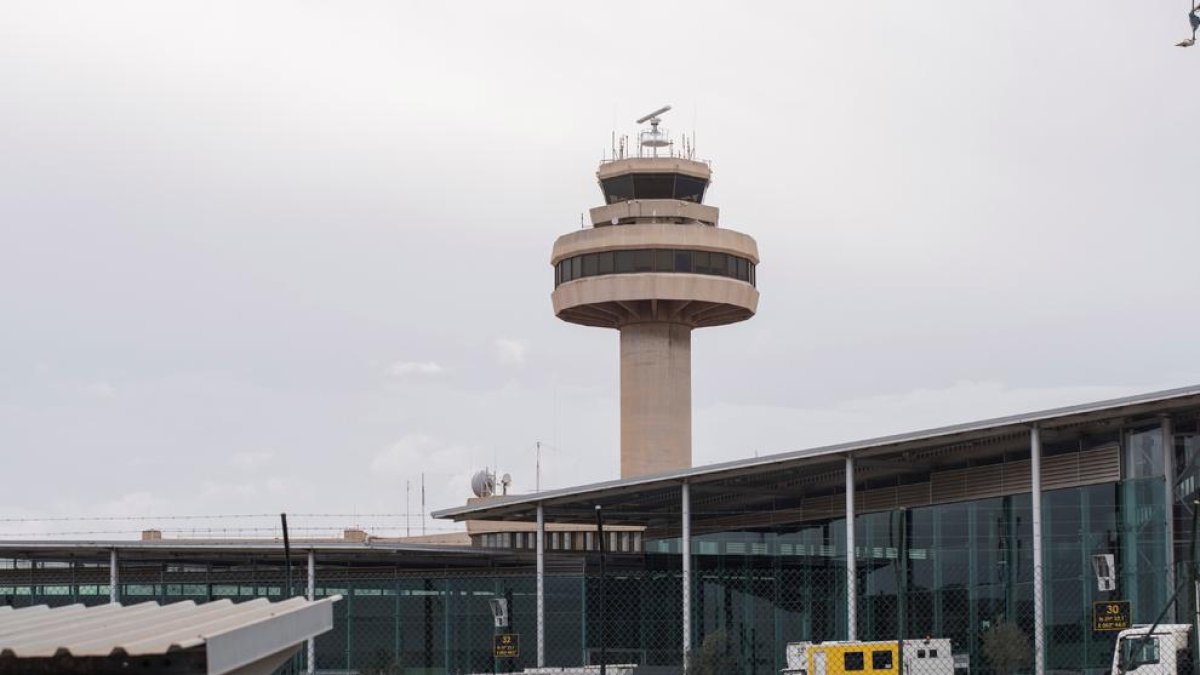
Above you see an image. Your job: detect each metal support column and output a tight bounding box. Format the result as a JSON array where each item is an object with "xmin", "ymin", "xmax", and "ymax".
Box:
[
  {"xmin": 682, "ymin": 482, "xmax": 692, "ymax": 667},
  {"xmin": 109, "ymin": 549, "xmax": 118, "ymax": 604},
  {"xmin": 1163, "ymin": 415, "xmax": 1177, "ymax": 593},
  {"xmin": 537, "ymin": 502, "xmax": 546, "ymax": 668},
  {"xmin": 846, "ymin": 455, "xmax": 857, "ymax": 641},
  {"xmin": 1031, "ymin": 426, "xmax": 1045, "ymax": 675},
  {"xmin": 307, "ymin": 549, "xmax": 316, "ymax": 675}
]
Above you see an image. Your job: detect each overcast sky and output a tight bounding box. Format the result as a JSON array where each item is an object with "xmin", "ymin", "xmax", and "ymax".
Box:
[{"xmin": 2, "ymin": 1, "xmax": 1198, "ymax": 539}]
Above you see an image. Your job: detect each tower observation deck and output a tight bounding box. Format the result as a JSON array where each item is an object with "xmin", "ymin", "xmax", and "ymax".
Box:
[{"xmin": 550, "ymin": 107, "xmax": 760, "ymax": 479}]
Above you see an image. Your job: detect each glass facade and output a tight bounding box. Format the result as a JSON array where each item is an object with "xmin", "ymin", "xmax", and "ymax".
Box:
[{"xmin": 556, "ymin": 248, "xmax": 756, "ymax": 287}]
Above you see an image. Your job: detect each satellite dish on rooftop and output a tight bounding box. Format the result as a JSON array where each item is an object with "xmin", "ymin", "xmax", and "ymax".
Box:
[{"xmin": 471, "ymin": 470, "xmax": 496, "ymax": 498}]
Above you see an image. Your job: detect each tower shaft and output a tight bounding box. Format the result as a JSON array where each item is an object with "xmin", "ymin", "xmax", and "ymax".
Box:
[{"xmin": 620, "ymin": 322, "xmax": 692, "ymax": 478}]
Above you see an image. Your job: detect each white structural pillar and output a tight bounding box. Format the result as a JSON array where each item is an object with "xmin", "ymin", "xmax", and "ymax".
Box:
[
  {"xmin": 537, "ymin": 503, "xmax": 546, "ymax": 668},
  {"xmin": 845, "ymin": 455, "xmax": 857, "ymax": 641},
  {"xmin": 1031, "ymin": 426, "xmax": 1045, "ymax": 675},
  {"xmin": 682, "ymin": 482, "xmax": 692, "ymax": 667},
  {"xmin": 1162, "ymin": 415, "xmax": 1176, "ymax": 593},
  {"xmin": 307, "ymin": 549, "xmax": 316, "ymax": 674},
  {"xmin": 109, "ymin": 549, "xmax": 118, "ymax": 604}
]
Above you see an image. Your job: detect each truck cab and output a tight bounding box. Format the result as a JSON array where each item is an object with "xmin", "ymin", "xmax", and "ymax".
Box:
[{"xmin": 1111, "ymin": 624, "xmax": 1192, "ymax": 675}]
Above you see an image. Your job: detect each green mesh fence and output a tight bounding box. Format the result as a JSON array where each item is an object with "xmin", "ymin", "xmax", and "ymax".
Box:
[{"xmin": 0, "ymin": 477, "xmax": 1182, "ymax": 675}]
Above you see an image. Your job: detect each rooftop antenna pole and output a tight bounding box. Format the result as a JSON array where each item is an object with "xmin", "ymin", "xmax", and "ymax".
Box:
[
  {"xmin": 421, "ymin": 472, "xmax": 427, "ymax": 536},
  {"xmin": 536, "ymin": 441, "xmax": 542, "ymax": 493},
  {"xmin": 280, "ymin": 512, "xmax": 293, "ymax": 597}
]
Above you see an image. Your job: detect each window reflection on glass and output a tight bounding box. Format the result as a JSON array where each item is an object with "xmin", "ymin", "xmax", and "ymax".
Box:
[
  {"xmin": 582, "ymin": 254, "xmax": 598, "ymax": 277},
  {"xmin": 674, "ymin": 175, "xmax": 707, "ymax": 202},
  {"xmin": 633, "ymin": 250, "xmax": 654, "ymax": 272},
  {"xmin": 601, "ymin": 175, "xmax": 634, "ymax": 204},
  {"xmin": 1127, "ymin": 428, "xmax": 1164, "ymax": 479},
  {"xmin": 597, "ymin": 252, "xmax": 614, "ymax": 275},
  {"xmin": 656, "ymin": 250, "xmax": 673, "ymax": 272},
  {"xmin": 674, "ymin": 250, "xmax": 692, "ymax": 273}
]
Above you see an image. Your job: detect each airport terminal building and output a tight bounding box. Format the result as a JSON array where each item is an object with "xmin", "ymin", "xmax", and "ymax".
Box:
[{"xmin": 2, "ymin": 385, "xmax": 1199, "ymax": 675}]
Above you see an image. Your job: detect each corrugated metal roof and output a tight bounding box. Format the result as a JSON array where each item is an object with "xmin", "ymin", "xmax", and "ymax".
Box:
[
  {"xmin": 0, "ymin": 596, "xmax": 340, "ymax": 674},
  {"xmin": 432, "ymin": 383, "xmax": 1200, "ymax": 521}
]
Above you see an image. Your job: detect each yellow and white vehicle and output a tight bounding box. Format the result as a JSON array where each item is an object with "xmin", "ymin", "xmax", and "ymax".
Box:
[{"xmin": 783, "ymin": 639, "xmax": 955, "ymax": 675}]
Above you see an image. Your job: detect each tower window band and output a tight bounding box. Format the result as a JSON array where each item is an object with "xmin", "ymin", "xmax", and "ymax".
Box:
[
  {"xmin": 555, "ymin": 248, "xmax": 756, "ymax": 287},
  {"xmin": 601, "ymin": 173, "xmax": 708, "ymax": 204}
]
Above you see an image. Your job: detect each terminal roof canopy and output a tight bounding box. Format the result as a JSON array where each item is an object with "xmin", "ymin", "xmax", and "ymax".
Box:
[
  {"xmin": 433, "ymin": 384, "xmax": 1200, "ymax": 534},
  {"xmin": 0, "ymin": 596, "xmax": 340, "ymax": 675}
]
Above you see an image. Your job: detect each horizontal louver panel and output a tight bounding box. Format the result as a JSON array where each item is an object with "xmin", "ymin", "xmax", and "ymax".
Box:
[{"xmin": 1078, "ymin": 444, "xmax": 1120, "ymax": 485}]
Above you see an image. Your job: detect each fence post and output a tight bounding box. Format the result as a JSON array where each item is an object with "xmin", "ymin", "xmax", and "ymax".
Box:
[
  {"xmin": 845, "ymin": 455, "xmax": 856, "ymax": 641},
  {"xmin": 682, "ymin": 481, "xmax": 691, "ymax": 671},
  {"xmin": 537, "ymin": 502, "xmax": 546, "ymax": 668},
  {"xmin": 308, "ymin": 549, "xmax": 316, "ymax": 674},
  {"xmin": 1031, "ymin": 425, "xmax": 1045, "ymax": 675},
  {"xmin": 1163, "ymin": 415, "xmax": 1177, "ymax": 594},
  {"xmin": 109, "ymin": 548, "xmax": 118, "ymax": 604}
]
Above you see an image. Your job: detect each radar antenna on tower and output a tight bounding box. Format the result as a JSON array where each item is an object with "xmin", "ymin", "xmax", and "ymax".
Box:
[{"xmin": 636, "ymin": 105, "xmax": 672, "ymax": 156}]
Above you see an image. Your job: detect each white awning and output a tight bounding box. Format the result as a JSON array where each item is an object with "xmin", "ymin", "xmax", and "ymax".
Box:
[{"xmin": 0, "ymin": 595, "xmax": 340, "ymax": 675}]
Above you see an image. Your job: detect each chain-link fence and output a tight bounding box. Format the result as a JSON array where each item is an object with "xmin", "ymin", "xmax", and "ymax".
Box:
[{"xmin": 0, "ymin": 475, "xmax": 1184, "ymax": 675}]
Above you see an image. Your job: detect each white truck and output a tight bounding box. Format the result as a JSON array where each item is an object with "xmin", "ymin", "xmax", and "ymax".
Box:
[{"xmin": 1112, "ymin": 624, "xmax": 1192, "ymax": 675}]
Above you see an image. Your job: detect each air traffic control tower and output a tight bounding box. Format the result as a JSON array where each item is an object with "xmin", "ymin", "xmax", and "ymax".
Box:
[{"xmin": 551, "ymin": 106, "xmax": 760, "ymax": 479}]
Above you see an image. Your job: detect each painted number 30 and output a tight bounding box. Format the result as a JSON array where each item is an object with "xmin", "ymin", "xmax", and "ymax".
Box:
[{"xmin": 1106, "ymin": 605, "xmax": 1122, "ymax": 615}]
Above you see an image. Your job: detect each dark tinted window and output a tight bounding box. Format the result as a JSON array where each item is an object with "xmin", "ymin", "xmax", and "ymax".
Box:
[
  {"xmin": 709, "ymin": 253, "xmax": 727, "ymax": 276},
  {"xmin": 601, "ymin": 175, "xmax": 634, "ymax": 204},
  {"xmin": 872, "ymin": 651, "xmax": 893, "ymax": 670},
  {"xmin": 632, "ymin": 173, "xmax": 675, "ymax": 199},
  {"xmin": 554, "ymin": 249, "xmax": 755, "ymax": 287},
  {"xmin": 674, "ymin": 175, "xmax": 707, "ymax": 202},
  {"xmin": 844, "ymin": 652, "xmax": 865, "ymax": 671},
  {"xmin": 928, "ymin": 650, "xmax": 937, "ymax": 658},
  {"xmin": 597, "ymin": 252, "xmax": 614, "ymax": 275}
]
